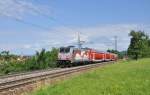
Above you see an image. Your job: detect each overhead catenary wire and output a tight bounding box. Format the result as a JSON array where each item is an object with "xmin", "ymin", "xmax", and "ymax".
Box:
[
  {"xmin": 13, "ymin": 0, "xmax": 56, "ymax": 21},
  {"xmin": 13, "ymin": 0, "xmax": 80, "ymax": 34},
  {"xmin": 0, "ymin": 0, "xmax": 77, "ymax": 34},
  {"xmin": 0, "ymin": 0, "xmax": 58, "ymax": 31},
  {"xmin": 1, "ymin": 0, "xmax": 116, "ymax": 50},
  {"xmin": 0, "ymin": 13, "xmax": 51, "ymax": 31}
]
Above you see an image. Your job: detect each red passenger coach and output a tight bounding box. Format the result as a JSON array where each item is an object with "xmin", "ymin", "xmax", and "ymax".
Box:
[
  {"xmin": 90, "ymin": 50, "xmax": 105, "ymax": 62},
  {"xmin": 105, "ymin": 53, "xmax": 111, "ymax": 61}
]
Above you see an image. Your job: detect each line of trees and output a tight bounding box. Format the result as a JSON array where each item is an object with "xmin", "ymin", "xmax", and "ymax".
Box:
[
  {"xmin": 0, "ymin": 51, "xmax": 19, "ymax": 62},
  {"xmin": 128, "ymin": 30, "xmax": 150, "ymax": 60},
  {"xmin": 0, "ymin": 48, "xmax": 58, "ymax": 75}
]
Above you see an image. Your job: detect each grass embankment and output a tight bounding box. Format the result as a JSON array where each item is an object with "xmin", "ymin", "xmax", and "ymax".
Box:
[{"xmin": 30, "ymin": 58, "xmax": 150, "ymax": 95}]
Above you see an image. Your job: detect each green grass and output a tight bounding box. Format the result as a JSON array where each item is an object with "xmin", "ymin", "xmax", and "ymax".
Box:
[{"xmin": 30, "ymin": 58, "xmax": 150, "ymax": 95}]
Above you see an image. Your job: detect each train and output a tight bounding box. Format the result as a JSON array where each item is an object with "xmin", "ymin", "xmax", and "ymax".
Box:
[{"xmin": 57, "ymin": 46, "xmax": 117, "ymax": 67}]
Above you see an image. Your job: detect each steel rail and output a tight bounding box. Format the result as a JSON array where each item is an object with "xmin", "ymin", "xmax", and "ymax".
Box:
[{"xmin": 0, "ymin": 68, "xmax": 60, "ymax": 79}]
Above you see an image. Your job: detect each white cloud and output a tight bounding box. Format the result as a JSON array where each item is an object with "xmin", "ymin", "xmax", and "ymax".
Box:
[
  {"xmin": 23, "ymin": 44, "xmax": 31, "ymax": 49},
  {"xmin": 0, "ymin": 0, "xmax": 52, "ymax": 19},
  {"xmin": 0, "ymin": 24, "xmax": 150, "ymax": 54},
  {"xmin": 38, "ymin": 24, "xmax": 150, "ymax": 52}
]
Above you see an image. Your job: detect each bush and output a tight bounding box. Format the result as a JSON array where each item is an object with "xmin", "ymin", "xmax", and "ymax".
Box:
[{"xmin": 0, "ymin": 48, "xmax": 58, "ymax": 75}]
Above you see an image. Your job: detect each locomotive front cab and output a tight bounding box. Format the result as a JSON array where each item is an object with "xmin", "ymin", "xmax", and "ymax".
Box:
[{"xmin": 57, "ymin": 46, "xmax": 74, "ymax": 66}]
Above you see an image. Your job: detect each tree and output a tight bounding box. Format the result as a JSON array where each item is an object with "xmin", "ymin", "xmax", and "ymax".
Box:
[
  {"xmin": 0, "ymin": 51, "xmax": 10, "ymax": 61},
  {"xmin": 49, "ymin": 48, "xmax": 58, "ymax": 62},
  {"xmin": 27, "ymin": 48, "xmax": 58, "ymax": 70},
  {"xmin": 127, "ymin": 30, "xmax": 150, "ymax": 60}
]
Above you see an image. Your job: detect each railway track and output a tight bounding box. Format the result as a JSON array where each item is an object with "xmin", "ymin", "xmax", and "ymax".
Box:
[
  {"xmin": 0, "ymin": 68, "xmax": 60, "ymax": 79},
  {"xmin": 0, "ymin": 61, "xmax": 113, "ymax": 95}
]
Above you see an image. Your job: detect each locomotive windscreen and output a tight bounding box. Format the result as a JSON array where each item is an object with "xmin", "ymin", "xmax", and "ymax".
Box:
[{"xmin": 59, "ymin": 47, "xmax": 70, "ymax": 53}]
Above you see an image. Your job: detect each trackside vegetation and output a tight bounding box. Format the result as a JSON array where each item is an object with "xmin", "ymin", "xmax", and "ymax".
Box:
[
  {"xmin": 0, "ymin": 48, "xmax": 58, "ymax": 75},
  {"xmin": 30, "ymin": 58, "xmax": 150, "ymax": 95}
]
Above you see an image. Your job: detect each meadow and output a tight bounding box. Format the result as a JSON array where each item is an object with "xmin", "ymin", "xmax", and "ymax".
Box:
[{"xmin": 30, "ymin": 58, "xmax": 150, "ymax": 95}]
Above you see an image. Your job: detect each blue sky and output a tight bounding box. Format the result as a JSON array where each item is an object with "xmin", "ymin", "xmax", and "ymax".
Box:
[{"xmin": 0, "ymin": 0, "xmax": 150, "ymax": 55}]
